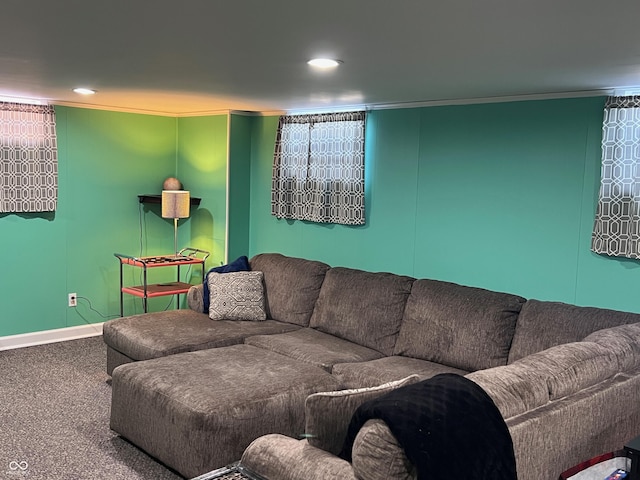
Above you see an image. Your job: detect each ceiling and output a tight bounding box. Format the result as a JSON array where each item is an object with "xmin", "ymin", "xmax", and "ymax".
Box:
[{"xmin": 2, "ymin": 0, "xmax": 640, "ymax": 116}]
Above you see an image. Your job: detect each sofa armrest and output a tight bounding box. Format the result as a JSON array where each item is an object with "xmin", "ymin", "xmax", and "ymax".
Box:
[
  {"xmin": 187, "ymin": 284, "xmax": 205, "ymax": 313},
  {"xmin": 241, "ymin": 434, "xmax": 357, "ymax": 480},
  {"xmin": 351, "ymin": 419, "xmax": 415, "ymax": 480}
]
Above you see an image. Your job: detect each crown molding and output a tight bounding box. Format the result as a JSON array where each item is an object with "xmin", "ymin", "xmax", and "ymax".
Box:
[
  {"xmin": 51, "ymin": 101, "xmax": 286, "ymax": 118},
  {"xmin": 52, "ymin": 100, "xmax": 188, "ymax": 117},
  {"xmin": 368, "ymin": 89, "xmax": 614, "ymax": 111},
  {"xmin": 51, "ymin": 88, "xmax": 614, "ymax": 118}
]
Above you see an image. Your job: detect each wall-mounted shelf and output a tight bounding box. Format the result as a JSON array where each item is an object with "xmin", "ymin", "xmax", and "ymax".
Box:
[{"xmin": 138, "ymin": 194, "xmax": 201, "ymax": 207}]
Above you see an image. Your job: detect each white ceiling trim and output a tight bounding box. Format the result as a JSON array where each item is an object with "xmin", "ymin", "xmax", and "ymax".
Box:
[{"xmin": 52, "ymin": 88, "xmax": 614, "ymax": 118}]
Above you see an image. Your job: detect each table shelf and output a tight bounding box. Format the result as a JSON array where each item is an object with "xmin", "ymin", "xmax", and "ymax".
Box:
[
  {"xmin": 121, "ymin": 282, "xmax": 195, "ymax": 298},
  {"xmin": 115, "ymin": 248, "xmax": 209, "ymax": 316}
]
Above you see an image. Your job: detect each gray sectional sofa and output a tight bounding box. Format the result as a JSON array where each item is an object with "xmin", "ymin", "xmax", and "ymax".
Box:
[{"xmin": 102, "ymin": 253, "xmax": 640, "ymax": 479}]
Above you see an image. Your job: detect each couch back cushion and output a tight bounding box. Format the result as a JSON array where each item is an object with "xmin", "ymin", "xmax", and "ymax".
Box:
[
  {"xmin": 508, "ymin": 299, "xmax": 640, "ymax": 363},
  {"xmin": 466, "ymin": 341, "xmax": 620, "ymax": 418},
  {"xmin": 393, "ymin": 279, "xmax": 526, "ymax": 371},
  {"xmin": 249, "ymin": 253, "xmax": 330, "ymax": 327},
  {"xmin": 583, "ymin": 323, "xmax": 640, "ymax": 373},
  {"xmin": 514, "ymin": 341, "xmax": 619, "ymax": 401},
  {"xmin": 309, "ymin": 267, "xmax": 414, "ymax": 356}
]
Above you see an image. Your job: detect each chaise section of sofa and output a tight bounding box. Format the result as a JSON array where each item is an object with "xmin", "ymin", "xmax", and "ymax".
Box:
[
  {"xmin": 103, "ymin": 309, "xmax": 301, "ymax": 375},
  {"xmin": 103, "ymin": 253, "xmax": 330, "ymax": 374}
]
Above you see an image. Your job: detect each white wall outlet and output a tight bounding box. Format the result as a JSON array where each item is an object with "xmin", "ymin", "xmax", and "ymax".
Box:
[{"xmin": 68, "ymin": 293, "xmax": 77, "ymax": 307}]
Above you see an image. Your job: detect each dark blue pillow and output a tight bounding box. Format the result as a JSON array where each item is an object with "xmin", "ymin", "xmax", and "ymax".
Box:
[{"xmin": 202, "ymin": 256, "xmax": 250, "ymax": 312}]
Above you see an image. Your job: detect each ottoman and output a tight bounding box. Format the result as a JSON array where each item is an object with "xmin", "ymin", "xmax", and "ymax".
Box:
[{"xmin": 110, "ymin": 344, "xmax": 342, "ymax": 478}]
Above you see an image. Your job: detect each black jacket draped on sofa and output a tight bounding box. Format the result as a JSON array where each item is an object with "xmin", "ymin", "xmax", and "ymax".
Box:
[{"xmin": 340, "ymin": 373, "xmax": 517, "ymax": 480}]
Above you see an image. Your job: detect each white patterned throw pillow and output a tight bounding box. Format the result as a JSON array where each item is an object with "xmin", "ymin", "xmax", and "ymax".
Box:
[{"xmin": 208, "ymin": 271, "xmax": 267, "ymax": 321}]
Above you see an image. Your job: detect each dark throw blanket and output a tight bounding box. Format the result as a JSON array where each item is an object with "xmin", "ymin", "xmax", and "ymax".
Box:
[{"xmin": 340, "ymin": 373, "xmax": 517, "ymax": 480}]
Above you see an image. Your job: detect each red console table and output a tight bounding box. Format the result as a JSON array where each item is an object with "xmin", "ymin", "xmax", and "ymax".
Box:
[{"xmin": 115, "ymin": 248, "xmax": 209, "ymax": 317}]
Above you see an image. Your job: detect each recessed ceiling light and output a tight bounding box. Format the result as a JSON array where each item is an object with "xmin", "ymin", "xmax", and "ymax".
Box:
[
  {"xmin": 307, "ymin": 58, "xmax": 342, "ymax": 68},
  {"xmin": 73, "ymin": 87, "xmax": 96, "ymax": 95}
]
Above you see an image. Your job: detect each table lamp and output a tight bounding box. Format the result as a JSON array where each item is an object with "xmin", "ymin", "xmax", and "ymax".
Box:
[{"xmin": 162, "ymin": 190, "xmax": 190, "ymax": 258}]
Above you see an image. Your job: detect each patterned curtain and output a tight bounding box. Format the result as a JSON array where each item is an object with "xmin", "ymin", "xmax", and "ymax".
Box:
[
  {"xmin": 0, "ymin": 102, "xmax": 58, "ymax": 213},
  {"xmin": 592, "ymin": 96, "xmax": 640, "ymax": 259},
  {"xmin": 271, "ymin": 111, "xmax": 366, "ymax": 225}
]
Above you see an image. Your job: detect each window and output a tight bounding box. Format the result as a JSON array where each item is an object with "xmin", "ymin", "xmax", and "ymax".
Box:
[
  {"xmin": 0, "ymin": 101, "xmax": 58, "ymax": 213},
  {"xmin": 271, "ymin": 111, "xmax": 366, "ymax": 225},
  {"xmin": 592, "ymin": 96, "xmax": 640, "ymax": 259}
]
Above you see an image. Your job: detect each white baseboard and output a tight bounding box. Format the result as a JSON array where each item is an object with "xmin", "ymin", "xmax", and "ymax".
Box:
[{"xmin": 0, "ymin": 323, "xmax": 104, "ymax": 351}]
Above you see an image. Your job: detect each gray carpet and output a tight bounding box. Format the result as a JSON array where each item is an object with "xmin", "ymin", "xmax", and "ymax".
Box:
[{"xmin": 0, "ymin": 335, "xmax": 183, "ymax": 479}]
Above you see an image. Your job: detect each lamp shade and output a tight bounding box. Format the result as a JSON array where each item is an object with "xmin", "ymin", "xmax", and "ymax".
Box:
[{"xmin": 162, "ymin": 190, "xmax": 190, "ymax": 219}]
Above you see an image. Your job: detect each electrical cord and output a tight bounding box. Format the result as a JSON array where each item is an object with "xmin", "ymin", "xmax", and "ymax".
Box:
[
  {"xmin": 139, "ymin": 201, "xmax": 145, "ymax": 258},
  {"xmin": 163, "ymin": 297, "xmax": 175, "ymax": 311},
  {"xmin": 74, "ymin": 294, "xmax": 175, "ymax": 320},
  {"xmin": 138, "ymin": 202, "xmax": 145, "ymax": 292},
  {"xmin": 160, "ymin": 264, "xmax": 194, "ymax": 311},
  {"xmin": 74, "ymin": 296, "xmax": 120, "ymax": 322}
]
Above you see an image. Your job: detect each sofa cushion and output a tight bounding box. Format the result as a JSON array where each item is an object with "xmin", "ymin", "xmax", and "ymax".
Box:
[
  {"xmin": 351, "ymin": 419, "xmax": 415, "ymax": 480},
  {"xmin": 245, "ymin": 328, "xmax": 384, "ymax": 372},
  {"xmin": 305, "ymin": 375, "xmax": 420, "ymax": 456},
  {"xmin": 309, "ymin": 267, "xmax": 414, "ymax": 356},
  {"xmin": 508, "ymin": 299, "xmax": 640, "ymax": 363},
  {"xmin": 469, "ymin": 341, "xmax": 621, "ymax": 418},
  {"xmin": 332, "ymin": 356, "xmax": 468, "ymax": 389},
  {"xmin": 208, "ymin": 271, "xmax": 266, "ymax": 321},
  {"xmin": 393, "ymin": 279, "xmax": 525, "ymax": 371},
  {"xmin": 516, "ymin": 341, "xmax": 619, "ymax": 400},
  {"xmin": 250, "ymin": 253, "xmax": 330, "ymax": 327},
  {"xmin": 584, "ymin": 322, "xmax": 640, "ymax": 372},
  {"xmin": 102, "ymin": 309, "xmax": 300, "ymax": 364}
]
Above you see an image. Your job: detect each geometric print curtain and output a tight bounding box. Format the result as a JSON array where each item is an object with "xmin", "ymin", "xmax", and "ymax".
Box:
[
  {"xmin": 592, "ymin": 96, "xmax": 640, "ymax": 259},
  {"xmin": 271, "ymin": 111, "xmax": 366, "ymax": 225},
  {"xmin": 0, "ymin": 101, "xmax": 58, "ymax": 213}
]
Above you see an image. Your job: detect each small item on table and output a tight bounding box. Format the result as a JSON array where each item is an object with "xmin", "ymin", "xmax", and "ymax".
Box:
[{"xmin": 604, "ymin": 469, "xmax": 628, "ymax": 480}]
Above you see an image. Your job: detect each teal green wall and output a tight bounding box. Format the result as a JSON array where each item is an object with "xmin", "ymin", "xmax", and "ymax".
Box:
[
  {"xmin": 0, "ymin": 107, "xmax": 178, "ymax": 336},
  {"xmin": 248, "ymin": 97, "xmax": 640, "ymax": 314},
  {"xmin": 176, "ymin": 115, "xmax": 228, "ymax": 271},
  {"xmin": 63, "ymin": 108, "xmax": 182, "ymax": 319},
  {"xmin": 227, "ymin": 114, "xmax": 253, "ymax": 261},
  {"xmin": 0, "ymin": 107, "xmax": 230, "ymax": 337},
  {"xmin": 4, "ymin": 94, "xmax": 639, "ymax": 338}
]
